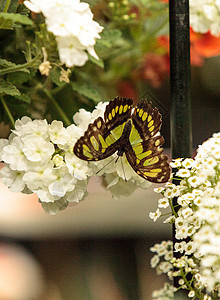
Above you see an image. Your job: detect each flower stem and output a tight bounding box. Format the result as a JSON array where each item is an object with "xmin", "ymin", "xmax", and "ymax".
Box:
[
  {"xmin": 0, "ymin": 95, "xmax": 15, "ymax": 128},
  {"xmin": 3, "ymin": 0, "xmax": 11, "ymax": 12},
  {"xmin": 0, "ymin": 55, "xmax": 40, "ymax": 76},
  {"xmin": 43, "ymin": 89, "xmax": 71, "ymax": 126}
]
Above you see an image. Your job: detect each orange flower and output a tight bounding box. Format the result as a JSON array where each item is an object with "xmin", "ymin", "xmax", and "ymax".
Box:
[{"xmin": 190, "ymin": 28, "xmax": 220, "ymax": 66}]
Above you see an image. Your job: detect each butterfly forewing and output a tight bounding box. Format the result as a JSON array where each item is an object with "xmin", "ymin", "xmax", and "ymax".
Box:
[
  {"xmin": 104, "ymin": 97, "xmax": 133, "ymax": 140},
  {"xmin": 74, "ymin": 117, "xmax": 117, "ymax": 161}
]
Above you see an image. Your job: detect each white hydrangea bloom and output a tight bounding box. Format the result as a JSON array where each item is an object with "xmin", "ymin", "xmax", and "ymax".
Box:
[
  {"xmin": 24, "ymin": 0, "xmax": 103, "ymax": 67},
  {"xmin": 0, "ymin": 116, "xmax": 92, "ymax": 213},
  {"xmin": 190, "ymin": 0, "xmax": 220, "ymax": 36}
]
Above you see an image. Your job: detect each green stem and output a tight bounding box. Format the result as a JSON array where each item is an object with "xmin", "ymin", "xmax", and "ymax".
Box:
[
  {"xmin": 0, "ymin": 55, "xmax": 40, "ymax": 76},
  {"xmin": 0, "ymin": 95, "xmax": 15, "ymax": 128},
  {"xmin": 169, "ymin": 198, "xmax": 178, "ymax": 217},
  {"xmin": 3, "ymin": 0, "xmax": 11, "ymax": 12},
  {"xmin": 180, "ymin": 269, "xmax": 202, "ymax": 299},
  {"xmin": 43, "ymin": 89, "xmax": 71, "ymax": 126}
]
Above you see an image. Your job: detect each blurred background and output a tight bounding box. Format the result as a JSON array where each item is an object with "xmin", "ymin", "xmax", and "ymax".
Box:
[{"xmin": 1, "ymin": 0, "xmax": 220, "ymax": 299}]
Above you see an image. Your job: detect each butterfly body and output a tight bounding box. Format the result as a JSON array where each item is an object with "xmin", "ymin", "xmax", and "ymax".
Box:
[{"xmin": 74, "ymin": 97, "xmax": 170, "ymax": 183}]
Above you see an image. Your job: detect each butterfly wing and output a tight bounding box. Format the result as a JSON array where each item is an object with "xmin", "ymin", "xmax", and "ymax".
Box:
[
  {"xmin": 74, "ymin": 97, "xmax": 133, "ymax": 162},
  {"xmin": 74, "ymin": 117, "xmax": 117, "ymax": 161},
  {"xmin": 126, "ymin": 136, "xmax": 170, "ymax": 182},
  {"xmin": 131, "ymin": 99, "xmax": 162, "ymax": 141},
  {"xmin": 104, "ymin": 96, "xmax": 133, "ymax": 140},
  {"xmin": 126, "ymin": 100, "xmax": 170, "ymax": 182}
]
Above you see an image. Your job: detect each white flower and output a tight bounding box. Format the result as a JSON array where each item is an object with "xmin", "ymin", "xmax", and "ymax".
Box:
[
  {"xmin": 149, "ymin": 208, "xmax": 161, "ymax": 222},
  {"xmin": 176, "ymin": 168, "xmax": 191, "ymax": 178},
  {"xmin": 2, "ymin": 137, "xmax": 29, "ymax": 171},
  {"xmin": 0, "ymin": 165, "xmax": 26, "ymax": 192},
  {"xmin": 150, "ymin": 255, "xmax": 160, "ymax": 268},
  {"xmin": 22, "ymin": 136, "xmax": 55, "ymax": 162},
  {"xmin": 182, "ymin": 158, "xmax": 195, "ymax": 169},
  {"xmin": 65, "ymin": 179, "xmax": 88, "ymax": 203},
  {"xmin": 185, "ymin": 241, "xmax": 196, "ymax": 255},
  {"xmin": 52, "ymin": 154, "xmax": 64, "ymax": 167},
  {"xmin": 174, "ymin": 241, "xmax": 186, "ymax": 254},
  {"xmin": 57, "ymin": 36, "xmax": 90, "ymax": 67},
  {"xmin": 65, "ymin": 152, "xmax": 92, "ymax": 180},
  {"xmin": 0, "ymin": 139, "xmax": 8, "ymax": 159},
  {"xmin": 48, "ymin": 165, "xmax": 77, "ymax": 198},
  {"xmin": 154, "ymin": 186, "xmax": 165, "ymax": 194},
  {"xmin": 170, "ymin": 158, "xmax": 183, "ymax": 168},
  {"xmin": 104, "ymin": 173, "xmax": 138, "ymax": 199},
  {"xmin": 73, "ymin": 108, "xmax": 92, "ymax": 131},
  {"xmin": 13, "ymin": 118, "xmax": 49, "ymax": 140},
  {"xmin": 41, "ymin": 197, "xmax": 68, "ymax": 215},
  {"xmin": 190, "ymin": 0, "xmax": 220, "ymax": 36},
  {"xmin": 25, "ymin": 0, "xmax": 103, "ymax": 67},
  {"xmin": 188, "ymin": 175, "xmax": 202, "ymax": 187},
  {"xmin": 158, "ymin": 197, "xmax": 169, "ymax": 208},
  {"xmin": 22, "ymin": 161, "xmax": 56, "ymax": 190},
  {"xmin": 48, "ymin": 120, "xmax": 70, "ymax": 146}
]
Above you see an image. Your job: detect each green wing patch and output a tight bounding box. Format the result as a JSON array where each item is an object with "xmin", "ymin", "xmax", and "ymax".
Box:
[
  {"xmin": 126, "ymin": 136, "xmax": 170, "ymax": 183},
  {"xmin": 132, "ymin": 100, "xmax": 162, "ymax": 141},
  {"xmin": 74, "ymin": 117, "xmax": 117, "ymax": 161}
]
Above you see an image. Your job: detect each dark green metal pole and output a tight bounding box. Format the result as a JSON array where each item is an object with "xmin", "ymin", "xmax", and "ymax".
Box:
[
  {"xmin": 169, "ymin": 0, "xmax": 192, "ymax": 159},
  {"xmin": 169, "ymin": 0, "xmax": 192, "ymax": 293}
]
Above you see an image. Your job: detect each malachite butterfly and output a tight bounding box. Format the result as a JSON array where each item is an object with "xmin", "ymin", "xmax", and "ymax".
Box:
[{"xmin": 74, "ymin": 96, "xmax": 171, "ymax": 183}]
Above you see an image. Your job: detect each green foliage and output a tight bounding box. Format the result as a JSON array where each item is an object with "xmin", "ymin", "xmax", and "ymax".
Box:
[
  {"xmin": 49, "ymin": 67, "xmax": 65, "ymax": 87},
  {"xmin": 0, "ymin": 0, "xmax": 169, "ymax": 131},
  {"xmin": 0, "ymin": 78, "xmax": 20, "ymax": 96},
  {"xmin": 0, "ymin": 12, "xmax": 33, "ymax": 29},
  {"xmin": 0, "ymin": 16, "xmax": 13, "ymax": 29},
  {"xmin": 71, "ymin": 82, "xmax": 101, "ymax": 103}
]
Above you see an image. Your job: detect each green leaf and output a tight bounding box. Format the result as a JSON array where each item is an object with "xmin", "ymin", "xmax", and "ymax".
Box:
[
  {"xmin": 0, "ymin": 79, "xmax": 20, "ymax": 96},
  {"xmin": 0, "ymin": 12, "xmax": 33, "ymax": 26},
  {"xmin": 71, "ymin": 82, "xmax": 101, "ymax": 103},
  {"xmin": 0, "ymin": 59, "xmax": 30, "ymax": 74},
  {"xmin": 88, "ymin": 54, "xmax": 104, "ymax": 68},
  {"xmin": 98, "ymin": 29, "xmax": 122, "ymax": 48},
  {"xmin": 14, "ymin": 93, "xmax": 31, "ymax": 103},
  {"xmin": 0, "ymin": 15, "xmax": 13, "ymax": 29},
  {"xmin": 50, "ymin": 67, "xmax": 65, "ymax": 87},
  {"xmin": 0, "ymin": 59, "xmax": 17, "ymax": 67},
  {"xmin": 7, "ymin": 71, "xmax": 31, "ymax": 85}
]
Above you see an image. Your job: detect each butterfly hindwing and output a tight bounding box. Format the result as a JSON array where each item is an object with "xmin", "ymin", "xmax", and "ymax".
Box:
[
  {"xmin": 74, "ymin": 117, "xmax": 117, "ymax": 161},
  {"xmin": 126, "ymin": 136, "xmax": 170, "ymax": 183}
]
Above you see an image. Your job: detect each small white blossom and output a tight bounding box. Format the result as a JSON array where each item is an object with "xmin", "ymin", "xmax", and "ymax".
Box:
[
  {"xmin": 149, "ymin": 208, "xmax": 161, "ymax": 222},
  {"xmin": 176, "ymin": 168, "xmax": 191, "ymax": 178},
  {"xmin": 150, "ymin": 255, "xmax": 160, "ymax": 268},
  {"xmin": 158, "ymin": 197, "xmax": 169, "ymax": 208}
]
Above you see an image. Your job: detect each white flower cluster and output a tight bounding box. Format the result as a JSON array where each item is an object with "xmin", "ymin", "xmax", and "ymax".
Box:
[
  {"xmin": 0, "ymin": 101, "xmax": 152, "ymax": 214},
  {"xmin": 24, "ymin": 0, "xmax": 103, "ymax": 67},
  {"xmin": 193, "ymin": 133, "xmax": 220, "ymax": 293},
  {"xmin": 73, "ymin": 102, "xmax": 152, "ymax": 199},
  {"xmin": 149, "ymin": 133, "xmax": 220, "ymax": 299},
  {"xmin": 190, "ymin": 0, "xmax": 220, "ymax": 36},
  {"xmin": 0, "ymin": 117, "xmax": 91, "ymax": 214}
]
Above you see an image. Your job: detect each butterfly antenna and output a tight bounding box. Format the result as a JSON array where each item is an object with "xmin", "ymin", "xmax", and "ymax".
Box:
[
  {"xmin": 96, "ymin": 156, "xmax": 117, "ymax": 175},
  {"xmin": 120, "ymin": 157, "xmax": 127, "ymax": 182}
]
